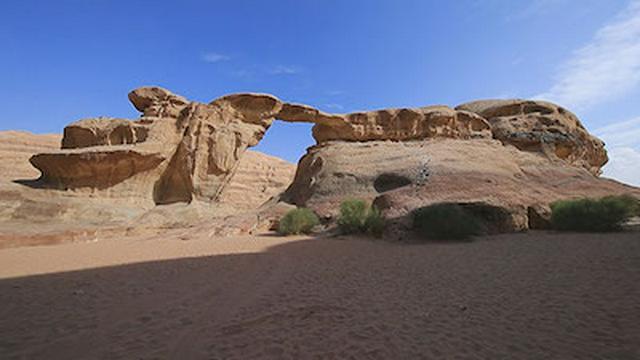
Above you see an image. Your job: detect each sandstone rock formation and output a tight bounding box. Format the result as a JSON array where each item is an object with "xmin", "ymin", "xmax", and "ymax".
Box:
[
  {"xmin": 279, "ymin": 139, "xmax": 639, "ymax": 234},
  {"xmin": 281, "ymin": 104, "xmax": 493, "ymax": 142},
  {"xmin": 29, "ymin": 87, "xmax": 497, "ymax": 207},
  {"xmin": 219, "ymin": 151, "xmax": 295, "ymax": 212},
  {"xmin": 0, "ymin": 131, "xmax": 61, "ymax": 181},
  {"xmin": 277, "ymin": 100, "xmax": 637, "ymax": 235},
  {"xmin": 31, "ymin": 88, "xmax": 287, "ymax": 206},
  {"xmin": 0, "ymin": 130, "xmax": 294, "ymax": 248},
  {"xmin": 456, "ymin": 100, "xmax": 607, "ymax": 175},
  {"xmin": 12, "ymin": 87, "xmax": 640, "ymax": 241}
]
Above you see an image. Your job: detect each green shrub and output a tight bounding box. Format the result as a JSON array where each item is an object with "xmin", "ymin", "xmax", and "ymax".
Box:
[
  {"xmin": 337, "ymin": 199, "xmax": 386, "ymax": 237},
  {"xmin": 603, "ymin": 194, "xmax": 639, "ymax": 217},
  {"xmin": 278, "ymin": 208, "xmax": 319, "ymax": 235},
  {"xmin": 338, "ymin": 199, "xmax": 369, "ymax": 234},
  {"xmin": 412, "ymin": 203, "xmax": 481, "ymax": 240},
  {"xmin": 364, "ymin": 207, "xmax": 385, "ymax": 238},
  {"xmin": 551, "ymin": 195, "xmax": 637, "ymax": 232}
]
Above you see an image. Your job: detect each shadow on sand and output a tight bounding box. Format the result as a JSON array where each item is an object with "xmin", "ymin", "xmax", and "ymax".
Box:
[
  {"xmin": 1, "ymin": 232, "xmax": 639, "ymax": 359},
  {"xmin": 12, "ymin": 178, "xmax": 52, "ymax": 189}
]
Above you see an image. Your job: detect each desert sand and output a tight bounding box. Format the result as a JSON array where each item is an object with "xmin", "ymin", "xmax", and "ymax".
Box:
[{"xmin": 1, "ymin": 230, "xmax": 639, "ymax": 359}]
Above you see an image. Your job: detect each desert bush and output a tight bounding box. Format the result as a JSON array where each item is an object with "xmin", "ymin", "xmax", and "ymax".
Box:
[
  {"xmin": 337, "ymin": 199, "xmax": 369, "ymax": 233},
  {"xmin": 551, "ymin": 195, "xmax": 637, "ymax": 232},
  {"xmin": 278, "ymin": 208, "xmax": 319, "ymax": 235},
  {"xmin": 412, "ymin": 203, "xmax": 481, "ymax": 240},
  {"xmin": 603, "ymin": 194, "xmax": 639, "ymax": 217},
  {"xmin": 364, "ymin": 207, "xmax": 385, "ymax": 238},
  {"xmin": 337, "ymin": 199, "xmax": 386, "ymax": 236}
]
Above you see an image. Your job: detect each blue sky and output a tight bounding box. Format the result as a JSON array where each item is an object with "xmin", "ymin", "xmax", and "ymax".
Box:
[{"xmin": 1, "ymin": 0, "xmax": 639, "ymax": 185}]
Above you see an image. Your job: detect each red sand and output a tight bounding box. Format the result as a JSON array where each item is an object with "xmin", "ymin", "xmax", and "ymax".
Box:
[{"xmin": 1, "ymin": 231, "xmax": 639, "ymax": 359}]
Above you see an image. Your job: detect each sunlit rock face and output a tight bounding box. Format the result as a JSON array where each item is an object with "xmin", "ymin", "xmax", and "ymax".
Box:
[
  {"xmin": 31, "ymin": 88, "xmax": 284, "ymax": 205},
  {"xmin": 26, "ymin": 86, "xmax": 636, "ymax": 238},
  {"xmin": 28, "ymin": 87, "xmax": 504, "ymax": 206},
  {"xmin": 456, "ymin": 99, "xmax": 608, "ymax": 176},
  {"xmin": 275, "ymin": 99, "xmax": 635, "ymax": 235},
  {"xmin": 279, "ymin": 138, "xmax": 637, "ymax": 234}
]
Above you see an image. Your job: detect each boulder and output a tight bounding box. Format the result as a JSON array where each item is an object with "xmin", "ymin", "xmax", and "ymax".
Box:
[
  {"xmin": 128, "ymin": 86, "xmax": 189, "ymax": 115},
  {"xmin": 280, "ymin": 139, "xmax": 639, "ymax": 233},
  {"xmin": 456, "ymin": 99, "xmax": 608, "ymax": 175},
  {"xmin": 30, "ymin": 148, "xmax": 165, "ymax": 190},
  {"xmin": 61, "ymin": 117, "xmax": 149, "ymax": 149}
]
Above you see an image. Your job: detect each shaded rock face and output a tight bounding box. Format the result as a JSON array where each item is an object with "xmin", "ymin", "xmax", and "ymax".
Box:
[
  {"xmin": 30, "ymin": 149, "xmax": 164, "ymax": 190},
  {"xmin": 456, "ymin": 100, "xmax": 607, "ymax": 175},
  {"xmin": 373, "ymin": 173, "xmax": 413, "ymax": 193}
]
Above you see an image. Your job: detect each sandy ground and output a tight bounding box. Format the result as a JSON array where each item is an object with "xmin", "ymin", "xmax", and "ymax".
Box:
[{"xmin": 1, "ymin": 231, "xmax": 640, "ymax": 359}]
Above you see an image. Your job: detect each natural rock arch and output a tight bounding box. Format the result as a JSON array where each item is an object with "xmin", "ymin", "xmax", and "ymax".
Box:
[{"xmin": 29, "ymin": 87, "xmax": 610, "ymax": 212}]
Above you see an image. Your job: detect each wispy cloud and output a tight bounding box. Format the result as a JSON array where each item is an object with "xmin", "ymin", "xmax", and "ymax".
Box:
[
  {"xmin": 269, "ymin": 65, "xmax": 302, "ymax": 75},
  {"xmin": 534, "ymin": 0, "xmax": 640, "ymax": 186},
  {"xmin": 202, "ymin": 52, "xmax": 230, "ymax": 63},
  {"xmin": 594, "ymin": 117, "xmax": 640, "ymax": 148},
  {"xmin": 594, "ymin": 116, "xmax": 640, "ymax": 186},
  {"xmin": 601, "ymin": 146, "xmax": 640, "ymax": 186},
  {"xmin": 535, "ymin": 0, "xmax": 640, "ymax": 110}
]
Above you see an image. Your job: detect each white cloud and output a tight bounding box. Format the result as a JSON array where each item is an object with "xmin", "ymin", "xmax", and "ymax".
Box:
[
  {"xmin": 594, "ymin": 116, "xmax": 640, "ymax": 186},
  {"xmin": 594, "ymin": 117, "xmax": 640, "ymax": 148},
  {"xmin": 601, "ymin": 147, "xmax": 640, "ymax": 186},
  {"xmin": 202, "ymin": 52, "xmax": 230, "ymax": 63},
  {"xmin": 269, "ymin": 65, "xmax": 302, "ymax": 75},
  {"xmin": 535, "ymin": 0, "xmax": 640, "ymax": 110}
]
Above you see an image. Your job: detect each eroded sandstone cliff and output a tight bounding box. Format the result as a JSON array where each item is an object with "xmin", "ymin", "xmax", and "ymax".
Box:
[
  {"xmin": 29, "ymin": 87, "xmax": 506, "ymax": 206},
  {"xmin": 15, "ymin": 87, "xmax": 638, "ymax": 240},
  {"xmin": 0, "ymin": 130, "xmax": 294, "ymax": 248}
]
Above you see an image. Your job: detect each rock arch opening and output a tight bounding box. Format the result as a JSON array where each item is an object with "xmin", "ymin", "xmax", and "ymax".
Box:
[{"xmin": 253, "ymin": 121, "xmax": 315, "ymax": 165}]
